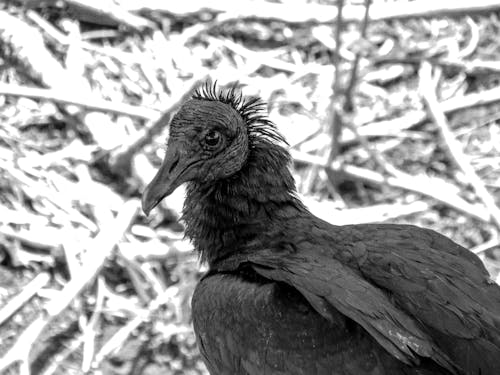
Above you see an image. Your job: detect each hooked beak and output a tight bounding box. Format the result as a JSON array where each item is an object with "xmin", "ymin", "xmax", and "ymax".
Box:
[{"xmin": 142, "ymin": 144, "xmax": 197, "ymax": 216}]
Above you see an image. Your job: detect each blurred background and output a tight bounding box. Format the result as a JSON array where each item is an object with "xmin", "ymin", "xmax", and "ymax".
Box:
[{"xmin": 0, "ymin": 0, "xmax": 499, "ymax": 374}]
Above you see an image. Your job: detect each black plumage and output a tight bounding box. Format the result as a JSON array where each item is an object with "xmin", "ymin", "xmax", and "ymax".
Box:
[{"xmin": 142, "ymin": 83, "xmax": 500, "ymax": 375}]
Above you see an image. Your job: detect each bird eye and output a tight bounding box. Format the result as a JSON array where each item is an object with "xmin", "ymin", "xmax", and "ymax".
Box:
[{"xmin": 204, "ymin": 130, "xmax": 222, "ymax": 148}]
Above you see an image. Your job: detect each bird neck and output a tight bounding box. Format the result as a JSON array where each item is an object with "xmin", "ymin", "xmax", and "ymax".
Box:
[{"xmin": 182, "ymin": 142, "xmax": 307, "ymax": 267}]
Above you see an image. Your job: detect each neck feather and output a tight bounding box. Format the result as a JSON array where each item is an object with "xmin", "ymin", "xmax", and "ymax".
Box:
[{"xmin": 182, "ymin": 142, "xmax": 306, "ymax": 267}]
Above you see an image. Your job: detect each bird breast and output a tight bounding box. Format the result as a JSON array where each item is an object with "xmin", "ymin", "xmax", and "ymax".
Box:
[{"xmin": 191, "ymin": 272, "xmax": 404, "ymax": 375}]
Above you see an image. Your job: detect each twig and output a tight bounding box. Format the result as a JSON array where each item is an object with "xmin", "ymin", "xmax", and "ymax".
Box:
[
  {"xmin": 336, "ymin": 0, "xmax": 399, "ymax": 188},
  {"xmin": 303, "ymin": 196, "xmax": 431, "ymax": 225},
  {"xmin": 117, "ymin": 251, "xmax": 152, "ymax": 304},
  {"xmin": 216, "ymin": 37, "xmax": 325, "ymax": 75},
  {"xmin": 0, "ymin": 83, "xmax": 160, "ymax": 120},
  {"xmin": 344, "ymin": 0, "xmax": 372, "ymax": 113},
  {"xmin": 441, "ymin": 85, "xmax": 500, "ymax": 113},
  {"xmin": 347, "ymin": 111, "xmax": 427, "ymax": 142},
  {"xmin": 0, "ymin": 11, "xmax": 88, "ymax": 92},
  {"xmin": 366, "ymin": 0, "xmax": 500, "ymax": 21},
  {"xmin": 343, "ymin": 83, "xmax": 500, "ymax": 144},
  {"xmin": 291, "ymin": 149, "xmax": 491, "ymax": 223},
  {"xmin": 375, "ymin": 56, "xmax": 500, "ymax": 75},
  {"xmin": 26, "ymin": 10, "xmax": 159, "ymax": 66},
  {"xmin": 49, "ymin": 200, "xmax": 139, "ymax": 316},
  {"xmin": 345, "ymin": 122, "xmax": 403, "ymax": 178},
  {"xmin": 457, "ymin": 17, "xmax": 480, "ymax": 59},
  {"xmin": 0, "ymin": 272, "xmax": 50, "ymax": 327},
  {"xmin": 108, "ymin": 76, "xmax": 207, "ymax": 175},
  {"xmin": 40, "ymin": 335, "xmax": 85, "ymax": 375},
  {"xmin": 128, "ymin": 0, "xmax": 500, "ymax": 24},
  {"xmin": 92, "ymin": 286, "xmax": 178, "ymax": 366},
  {"xmin": 3, "ymin": 162, "xmax": 98, "ymax": 232},
  {"xmin": 0, "ymin": 226, "xmax": 59, "ymax": 252},
  {"xmin": 0, "ymin": 200, "xmax": 139, "ymax": 374},
  {"xmin": 419, "ymin": 61, "xmax": 500, "ymax": 228},
  {"xmin": 327, "ymin": 0, "xmax": 345, "ymax": 166},
  {"xmin": 471, "ymin": 237, "xmax": 499, "ymax": 255},
  {"xmin": 64, "ymin": 0, "xmax": 155, "ymax": 30},
  {"xmin": 81, "ymin": 277, "xmax": 106, "ymax": 372}
]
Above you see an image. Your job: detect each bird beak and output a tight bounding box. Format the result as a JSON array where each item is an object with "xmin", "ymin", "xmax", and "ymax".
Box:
[{"xmin": 142, "ymin": 144, "xmax": 195, "ymax": 216}]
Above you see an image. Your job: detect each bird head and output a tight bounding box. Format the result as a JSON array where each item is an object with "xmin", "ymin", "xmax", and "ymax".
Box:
[{"xmin": 142, "ymin": 83, "xmax": 285, "ymax": 216}]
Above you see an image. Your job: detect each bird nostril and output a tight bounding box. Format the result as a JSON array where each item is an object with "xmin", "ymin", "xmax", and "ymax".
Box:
[{"xmin": 168, "ymin": 157, "xmax": 179, "ymax": 174}]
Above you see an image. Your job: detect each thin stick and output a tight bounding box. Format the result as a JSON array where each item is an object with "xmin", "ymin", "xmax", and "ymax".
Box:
[
  {"xmin": 344, "ymin": 0, "xmax": 372, "ymax": 113},
  {"xmin": 0, "ymin": 272, "xmax": 50, "ymax": 327},
  {"xmin": 291, "ymin": 149, "xmax": 491, "ymax": 223},
  {"xmin": 0, "ymin": 200, "xmax": 139, "ymax": 374},
  {"xmin": 64, "ymin": 0, "xmax": 154, "ymax": 30},
  {"xmin": 92, "ymin": 286, "xmax": 179, "ymax": 366},
  {"xmin": 327, "ymin": 0, "xmax": 345, "ymax": 165},
  {"xmin": 375, "ymin": 56, "xmax": 500, "ymax": 75},
  {"xmin": 128, "ymin": 0, "xmax": 500, "ymax": 24},
  {"xmin": 109, "ymin": 76, "xmax": 207, "ymax": 175},
  {"xmin": 419, "ymin": 61, "xmax": 500, "ymax": 228},
  {"xmin": 0, "ymin": 83, "xmax": 160, "ymax": 120},
  {"xmin": 471, "ymin": 237, "xmax": 499, "ymax": 255}
]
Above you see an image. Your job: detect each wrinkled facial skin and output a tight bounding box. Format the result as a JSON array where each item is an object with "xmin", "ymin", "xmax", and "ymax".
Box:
[{"xmin": 142, "ymin": 99, "xmax": 248, "ymax": 215}]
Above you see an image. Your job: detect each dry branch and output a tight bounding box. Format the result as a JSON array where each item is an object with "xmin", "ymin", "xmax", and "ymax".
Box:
[
  {"xmin": 26, "ymin": 10, "xmax": 156, "ymax": 66},
  {"xmin": 109, "ymin": 76, "xmax": 207, "ymax": 175},
  {"xmin": 375, "ymin": 57, "xmax": 500, "ymax": 75},
  {"xmin": 65, "ymin": 0, "xmax": 155, "ymax": 30},
  {"xmin": 326, "ymin": 0, "xmax": 345, "ymax": 166},
  {"xmin": 0, "ymin": 83, "xmax": 160, "ymax": 120},
  {"xmin": 344, "ymin": 84, "xmax": 500, "ymax": 144},
  {"xmin": 441, "ymin": 86, "xmax": 500, "ymax": 113},
  {"xmin": 343, "ymin": 0, "xmax": 372, "ymax": 113},
  {"xmin": 471, "ymin": 237, "xmax": 499, "ymax": 255},
  {"xmin": 292, "ymin": 149, "xmax": 491, "ymax": 223},
  {"xmin": 92, "ymin": 286, "xmax": 179, "ymax": 366},
  {"xmin": 0, "ymin": 200, "xmax": 139, "ymax": 374},
  {"xmin": 0, "ymin": 11, "xmax": 88, "ymax": 92},
  {"xmin": 0, "ymin": 273, "xmax": 50, "ymax": 327},
  {"xmin": 128, "ymin": 0, "xmax": 500, "ymax": 24},
  {"xmin": 303, "ymin": 197, "xmax": 431, "ymax": 225},
  {"xmin": 420, "ymin": 62, "xmax": 500, "ymax": 228}
]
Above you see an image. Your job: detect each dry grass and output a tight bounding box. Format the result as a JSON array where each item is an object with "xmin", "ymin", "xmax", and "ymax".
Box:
[{"xmin": 0, "ymin": 1, "xmax": 499, "ymax": 374}]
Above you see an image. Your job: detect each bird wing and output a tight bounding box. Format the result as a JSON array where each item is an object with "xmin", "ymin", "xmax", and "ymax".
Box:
[
  {"xmin": 343, "ymin": 224, "xmax": 500, "ymax": 375},
  {"xmin": 216, "ymin": 247, "xmax": 456, "ymax": 372}
]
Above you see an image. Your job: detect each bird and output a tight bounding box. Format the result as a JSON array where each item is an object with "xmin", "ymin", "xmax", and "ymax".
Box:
[{"xmin": 142, "ymin": 83, "xmax": 500, "ymax": 375}]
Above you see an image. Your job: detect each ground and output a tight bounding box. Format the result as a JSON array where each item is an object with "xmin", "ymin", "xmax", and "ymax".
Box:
[{"xmin": 0, "ymin": 1, "xmax": 499, "ymax": 374}]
